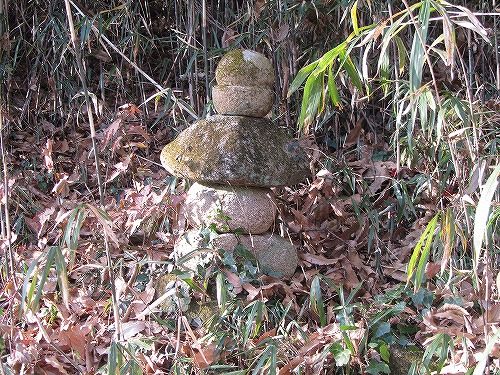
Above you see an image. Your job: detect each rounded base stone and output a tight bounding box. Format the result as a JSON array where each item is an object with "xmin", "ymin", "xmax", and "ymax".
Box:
[
  {"xmin": 212, "ymin": 85, "xmax": 273, "ymax": 117},
  {"xmin": 184, "ymin": 183, "xmax": 276, "ymax": 234},
  {"xmin": 173, "ymin": 231, "xmax": 298, "ymax": 278}
]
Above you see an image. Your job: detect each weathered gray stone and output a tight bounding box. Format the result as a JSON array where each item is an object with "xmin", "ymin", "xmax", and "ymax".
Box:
[
  {"xmin": 160, "ymin": 115, "xmax": 310, "ymax": 187},
  {"xmin": 212, "ymin": 85, "xmax": 273, "ymax": 117},
  {"xmin": 173, "ymin": 230, "xmax": 298, "ymax": 277},
  {"xmin": 184, "ymin": 182, "xmax": 276, "ymax": 234},
  {"xmin": 173, "ymin": 231, "xmax": 217, "ymax": 272},
  {"xmin": 214, "ymin": 234, "xmax": 297, "ymax": 278},
  {"xmin": 215, "ymin": 49, "xmax": 274, "ymax": 87}
]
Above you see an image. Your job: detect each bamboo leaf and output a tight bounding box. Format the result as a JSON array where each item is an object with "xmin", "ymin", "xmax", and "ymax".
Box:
[
  {"xmin": 32, "ymin": 246, "xmax": 57, "ymax": 312},
  {"xmin": 452, "ymin": 3, "xmax": 489, "ymax": 42},
  {"xmin": 415, "ymin": 216, "xmax": 438, "ymax": 291},
  {"xmin": 316, "ymin": 42, "xmax": 347, "ymax": 73},
  {"xmin": 109, "ymin": 341, "xmax": 118, "ymax": 375},
  {"xmin": 351, "ymin": 0, "xmax": 359, "ymax": 36},
  {"xmin": 437, "ymin": 2, "xmax": 455, "ymax": 66},
  {"xmin": 298, "ymin": 72, "xmax": 323, "ymax": 131},
  {"xmin": 310, "ymin": 276, "xmax": 327, "ymax": 327},
  {"xmin": 54, "ymin": 246, "xmax": 70, "ymax": 309},
  {"xmin": 338, "ymin": 51, "xmax": 363, "ymax": 92},
  {"xmin": 473, "ymin": 164, "xmax": 500, "ymax": 268},
  {"xmin": 440, "ymin": 208, "xmax": 456, "ymax": 275},
  {"xmin": 20, "ymin": 253, "xmax": 44, "ymax": 316},
  {"xmin": 287, "ymin": 60, "xmax": 319, "ymax": 97},
  {"xmin": 243, "ymin": 302, "xmax": 259, "ymax": 346},
  {"xmin": 327, "ymin": 65, "xmax": 341, "ymax": 107},
  {"xmin": 409, "ymin": 0, "xmax": 430, "ymax": 91},
  {"xmin": 407, "ymin": 213, "xmax": 439, "ymax": 287},
  {"xmin": 394, "ymin": 35, "xmax": 407, "ymax": 74}
]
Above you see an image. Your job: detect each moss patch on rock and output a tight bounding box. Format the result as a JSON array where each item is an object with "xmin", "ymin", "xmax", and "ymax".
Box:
[
  {"xmin": 215, "ymin": 49, "xmax": 274, "ymax": 87},
  {"xmin": 160, "ymin": 115, "xmax": 310, "ymax": 187}
]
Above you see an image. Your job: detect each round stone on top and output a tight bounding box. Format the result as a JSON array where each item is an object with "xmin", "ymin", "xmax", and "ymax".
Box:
[{"xmin": 215, "ymin": 49, "xmax": 274, "ymax": 87}]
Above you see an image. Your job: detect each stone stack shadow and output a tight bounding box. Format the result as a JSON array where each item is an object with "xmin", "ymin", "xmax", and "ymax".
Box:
[{"xmin": 160, "ymin": 49, "xmax": 309, "ymax": 277}]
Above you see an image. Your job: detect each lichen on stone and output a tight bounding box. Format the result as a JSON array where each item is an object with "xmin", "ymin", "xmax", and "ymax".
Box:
[
  {"xmin": 215, "ymin": 49, "xmax": 274, "ymax": 87},
  {"xmin": 160, "ymin": 115, "xmax": 310, "ymax": 187}
]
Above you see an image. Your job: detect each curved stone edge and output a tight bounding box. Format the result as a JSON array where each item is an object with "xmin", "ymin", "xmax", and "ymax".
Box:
[
  {"xmin": 212, "ymin": 85, "xmax": 273, "ymax": 117},
  {"xmin": 160, "ymin": 115, "xmax": 310, "ymax": 187},
  {"xmin": 173, "ymin": 230, "xmax": 298, "ymax": 278},
  {"xmin": 184, "ymin": 182, "xmax": 276, "ymax": 234},
  {"xmin": 215, "ymin": 49, "xmax": 274, "ymax": 87}
]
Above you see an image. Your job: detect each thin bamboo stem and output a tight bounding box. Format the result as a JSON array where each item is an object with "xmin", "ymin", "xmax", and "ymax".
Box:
[
  {"xmin": 0, "ymin": 105, "xmax": 15, "ymax": 289},
  {"xmin": 202, "ymin": 0, "xmax": 211, "ymax": 107},
  {"xmin": 68, "ymin": 0, "xmax": 197, "ymax": 118},
  {"xmin": 63, "ymin": 0, "xmax": 104, "ymax": 205}
]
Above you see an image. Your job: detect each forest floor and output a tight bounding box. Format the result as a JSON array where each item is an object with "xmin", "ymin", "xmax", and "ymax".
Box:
[{"xmin": 1, "ymin": 101, "xmax": 499, "ymax": 374}]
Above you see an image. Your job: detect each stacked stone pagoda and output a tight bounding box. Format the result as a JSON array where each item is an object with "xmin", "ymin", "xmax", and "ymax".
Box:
[{"xmin": 160, "ymin": 49, "xmax": 309, "ymax": 277}]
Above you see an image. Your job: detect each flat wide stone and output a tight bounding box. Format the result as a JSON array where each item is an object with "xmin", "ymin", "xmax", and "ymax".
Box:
[
  {"xmin": 184, "ymin": 183, "xmax": 276, "ymax": 234},
  {"xmin": 160, "ymin": 115, "xmax": 310, "ymax": 187},
  {"xmin": 173, "ymin": 231, "xmax": 298, "ymax": 277},
  {"xmin": 212, "ymin": 85, "xmax": 273, "ymax": 117}
]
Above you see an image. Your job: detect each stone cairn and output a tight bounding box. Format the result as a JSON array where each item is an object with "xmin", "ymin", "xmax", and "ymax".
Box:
[{"xmin": 160, "ymin": 49, "xmax": 309, "ymax": 277}]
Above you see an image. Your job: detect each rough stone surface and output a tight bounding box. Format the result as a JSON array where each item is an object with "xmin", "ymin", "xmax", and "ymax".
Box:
[
  {"xmin": 173, "ymin": 230, "xmax": 298, "ymax": 277},
  {"xmin": 173, "ymin": 231, "xmax": 217, "ymax": 272},
  {"xmin": 212, "ymin": 85, "xmax": 273, "ymax": 117},
  {"xmin": 214, "ymin": 234, "xmax": 297, "ymax": 278},
  {"xmin": 184, "ymin": 182, "xmax": 276, "ymax": 234},
  {"xmin": 160, "ymin": 115, "xmax": 310, "ymax": 187},
  {"xmin": 215, "ymin": 49, "xmax": 274, "ymax": 87}
]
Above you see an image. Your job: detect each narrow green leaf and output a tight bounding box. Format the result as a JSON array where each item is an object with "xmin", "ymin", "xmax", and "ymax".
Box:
[
  {"xmin": 407, "ymin": 213, "xmax": 439, "ymax": 284},
  {"xmin": 54, "ymin": 246, "xmax": 70, "ymax": 309},
  {"xmin": 252, "ymin": 345, "xmax": 273, "ymax": 375},
  {"xmin": 394, "ymin": 35, "xmax": 407, "ymax": 74},
  {"xmin": 316, "ymin": 42, "xmax": 347, "ymax": 73},
  {"xmin": 32, "ymin": 246, "xmax": 57, "ymax": 312},
  {"xmin": 409, "ymin": 0, "xmax": 430, "ymax": 91},
  {"xmin": 414, "ymin": 214, "xmax": 439, "ymax": 291},
  {"xmin": 298, "ymin": 72, "xmax": 323, "ymax": 130},
  {"xmin": 310, "ymin": 276, "xmax": 327, "ymax": 327},
  {"xmin": 21, "ymin": 253, "xmax": 44, "ymax": 316},
  {"xmin": 351, "ymin": 0, "xmax": 359, "ymax": 35},
  {"xmin": 109, "ymin": 341, "xmax": 118, "ymax": 375},
  {"xmin": 72, "ymin": 207, "xmax": 87, "ymax": 250},
  {"xmin": 473, "ymin": 164, "xmax": 500, "ymax": 268},
  {"xmin": 63, "ymin": 205, "xmax": 80, "ymax": 251},
  {"xmin": 243, "ymin": 302, "xmax": 259, "ymax": 346},
  {"xmin": 287, "ymin": 60, "xmax": 319, "ymax": 97},
  {"xmin": 338, "ymin": 51, "xmax": 363, "ymax": 92}
]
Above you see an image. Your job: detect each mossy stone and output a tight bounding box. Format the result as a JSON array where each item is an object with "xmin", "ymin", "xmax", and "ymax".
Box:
[
  {"xmin": 215, "ymin": 49, "xmax": 274, "ymax": 87},
  {"xmin": 212, "ymin": 85, "xmax": 273, "ymax": 117},
  {"xmin": 160, "ymin": 115, "xmax": 310, "ymax": 187},
  {"xmin": 389, "ymin": 344, "xmax": 424, "ymax": 375}
]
